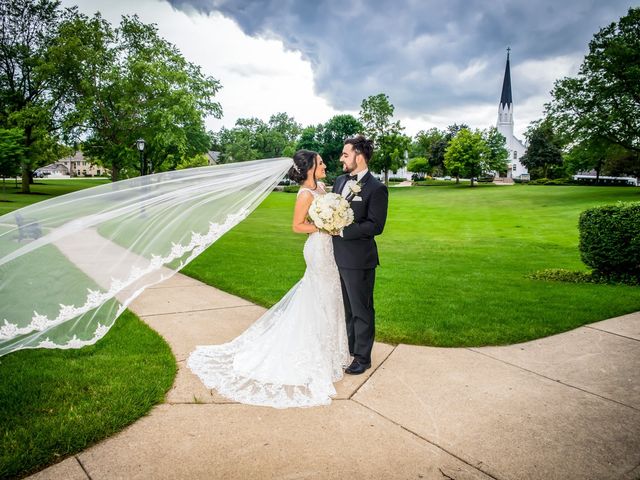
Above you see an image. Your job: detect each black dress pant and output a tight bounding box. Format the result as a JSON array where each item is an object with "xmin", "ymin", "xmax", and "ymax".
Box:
[{"xmin": 338, "ymin": 268, "xmax": 376, "ymax": 365}]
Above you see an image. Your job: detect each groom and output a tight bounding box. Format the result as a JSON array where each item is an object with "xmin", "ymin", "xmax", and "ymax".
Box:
[{"xmin": 332, "ymin": 135, "xmax": 388, "ymax": 375}]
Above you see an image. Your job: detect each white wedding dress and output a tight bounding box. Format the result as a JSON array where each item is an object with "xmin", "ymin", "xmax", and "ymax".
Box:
[{"xmin": 187, "ymin": 185, "xmax": 350, "ymax": 408}]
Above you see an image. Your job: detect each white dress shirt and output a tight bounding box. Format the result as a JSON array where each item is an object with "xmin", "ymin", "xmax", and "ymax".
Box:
[
  {"xmin": 339, "ymin": 169, "xmax": 368, "ymax": 237},
  {"xmin": 340, "ymin": 169, "xmax": 368, "ymax": 197}
]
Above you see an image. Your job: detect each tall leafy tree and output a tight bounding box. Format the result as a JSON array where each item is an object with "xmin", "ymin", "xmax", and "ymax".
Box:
[
  {"xmin": 0, "ymin": 0, "xmax": 70, "ymax": 192},
  {"xmin": 520, "ymin": 119, "xmax": 564, "ymax": 179},
  {"xmin": 444, "ymin": 128, "xmax": 490, "ymax": 186},
  {"xmin": 263, "ymin": 112, "xmax": 301, "ymax": 158},
  {"xmin": 359, "ymin": 93, "xmax": 399, "ymax": 144},
  {"xmin": 216, "ymin": 114, "xmax": 300, "ymax": 163},
  {"xmin": 0, "ymin": 128, "xmax": 24, "ymax": 192},
  {"xmin": 546, "ymin": 8, "xmax": 640, "ymax": 156},
  {"xmin": 318, "ymin": 114, "xmax": 363, "ymax": 175},
  {"xmin": 359, "ymin": 93, "xmax": 405, "ymax": 184},
  {"xmin": 50, "ymin": 13, "xmax": 222, "ymax": 180},
  {"xmin": 406, "ymin": 157, "xmax": 429, "ymax": 178},
  {"xmin": 371, "ymin": 132, "xmax": 411, "ymax": 185},
  {"xmin": 483, "ymin": 127, "xmax": 509, "ymax": 175},
  {"xmin": 296, "ymin": 125, "xmax": 323, "ymax": 153},
  {"xmin": 413, "ymin": 128, "xmax": 447, "ymax": 174}
]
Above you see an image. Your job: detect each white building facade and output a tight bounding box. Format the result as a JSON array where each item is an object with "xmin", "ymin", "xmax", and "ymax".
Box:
[{"xmin": 496, "ymin": 51, "xmax": 528, "ymax": 180}]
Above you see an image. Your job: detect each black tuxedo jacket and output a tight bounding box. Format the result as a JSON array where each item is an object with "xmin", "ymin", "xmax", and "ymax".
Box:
[{"xmin": 332, "ymin": 171, "xmax": 388, "ymax": 270}]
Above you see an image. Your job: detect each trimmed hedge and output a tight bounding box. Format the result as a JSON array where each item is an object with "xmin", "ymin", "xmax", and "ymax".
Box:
[{"xmin": 579, "ymin": 202, "xmax": 640, "ymax": 281}]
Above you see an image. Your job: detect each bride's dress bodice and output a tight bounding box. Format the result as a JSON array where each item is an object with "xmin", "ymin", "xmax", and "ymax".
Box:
[{"xmin": 188, "ymin": 184, "xmax": 350, "ymax": 408}]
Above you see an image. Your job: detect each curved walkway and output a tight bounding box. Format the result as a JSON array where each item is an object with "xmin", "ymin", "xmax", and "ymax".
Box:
[{"xmin": 30, "ymin": 273, "xmax": 640, "ymax": 480}]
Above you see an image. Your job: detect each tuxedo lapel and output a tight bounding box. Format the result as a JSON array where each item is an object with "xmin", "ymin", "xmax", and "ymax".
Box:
[{"xmin": 360, "ymin": 171, "xmax": 373, "ymax": 187}]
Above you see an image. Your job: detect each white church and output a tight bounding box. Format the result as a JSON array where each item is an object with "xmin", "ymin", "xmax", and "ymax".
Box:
[
  {"xmin": 390, "ymin": 49, "xmax": 529, "ymax": 181},
  {"xmin": 496, "ymin": 49, "xmax": 529, "ymax": 181}
]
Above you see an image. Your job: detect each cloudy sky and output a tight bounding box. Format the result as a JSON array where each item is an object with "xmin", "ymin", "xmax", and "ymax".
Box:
[{"xmin": 62, "ymin": 0, "xmax": 632, "ymax": 139}]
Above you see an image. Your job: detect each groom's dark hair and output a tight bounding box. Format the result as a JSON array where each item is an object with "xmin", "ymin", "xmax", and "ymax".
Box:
[{"xmin": 344, "ymin": 135, "xmax": 374, "ymax": 163}]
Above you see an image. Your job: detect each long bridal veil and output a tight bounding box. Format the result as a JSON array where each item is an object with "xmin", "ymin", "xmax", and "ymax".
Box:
[{"xmin": 0, "ymin": 157, "xmax": 292, "ymax": 357}]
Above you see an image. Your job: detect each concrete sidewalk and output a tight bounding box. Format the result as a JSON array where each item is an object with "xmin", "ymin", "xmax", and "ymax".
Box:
[{"xmin": 30, "ymin": 273, "xmax": 640, "ymax": 480}]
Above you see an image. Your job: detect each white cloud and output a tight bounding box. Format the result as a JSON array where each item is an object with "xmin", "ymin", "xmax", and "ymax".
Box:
[{"xmin": 59, "ymin": 0, "xmax": 623, "ymax": 143}]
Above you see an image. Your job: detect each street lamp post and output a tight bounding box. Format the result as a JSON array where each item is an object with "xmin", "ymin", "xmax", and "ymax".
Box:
[{"xmin": 136, "ymin": 138, "xmax": 146, "ymax": 175}]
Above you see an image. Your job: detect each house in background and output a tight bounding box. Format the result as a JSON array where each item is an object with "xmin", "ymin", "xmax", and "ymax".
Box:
[
  {"xmin": 207, "ymin": 151, "xmax": 220, "ymax": 166},
  {"xmin": 36, "ymin": 151, "xmax": 107, "ymax": 177},
  {"xmin": 34, "ymin": 163, "xmax": 69, "ymax": 177}
]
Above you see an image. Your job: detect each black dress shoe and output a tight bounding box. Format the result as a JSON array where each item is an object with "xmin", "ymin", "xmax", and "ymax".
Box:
[{"xmin": 345, "ymin": 360, "xmax": 371, "ymax": 375}]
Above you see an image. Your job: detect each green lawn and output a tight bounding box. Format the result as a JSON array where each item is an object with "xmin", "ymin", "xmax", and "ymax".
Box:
[
  {"xmin": 2, "ymin": 178, "xmax": 639, "ymax": 478},
  {"xmin": 0, "ymin": 179, "xmax": 176, "ymax": 479},
  {"xmin": 182, "ymin": 183, "xmax": 640, "ymax": 347},
  {"xmin": 0, "ymin": 179, "xmax": 110, "ymax": 216}
]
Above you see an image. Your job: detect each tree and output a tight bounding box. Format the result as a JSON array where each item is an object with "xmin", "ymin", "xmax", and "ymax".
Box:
[
  {"xmin": 262, "ymin": 112, "xmax": 301, "ymax": 158},
  {"xmin": 359, "ymin": 93, "xmax": 400, "ymax": 144},
  {"xmin": 564, "ymin": 136, "xmax": 623, "ymax": 182},
  {"xmin": 546, "ymin": 8, "xmax": 640, "ymax": 156},
  {"xmin": 50, "ymin": 13, "xmax": 222, "ymax": 180},
  {"xmin": 318, "ymin": 114, "xmax": 363, "ymax": 174},
  {"xmin": 175, "ymin": 153, "xmax": 209, "ymax": 170},
  {"xmin": 603, "ymin": 150, "xmax": 640, "ymax": 179},
  {"xmin": 359, "ymin": 94, "xmax": 406, "ymax": 185},
  {"xmin": 0, "ymin": 0, "xmax": 70, "ymax": 192},
  {"xmin": 406, "ymin": 157, "xmax": 428, "ymax": 178},
  {"xmin": 215, "ymin": 113, "xmax": 301, "ymax": 163},
  {"xmin": 413, "ymin": 128, "xmax": 447, "ymax": 174},
  {"xmin": 296, "ymin": 125, "xmax": 323, "ymax": 153},
  {"xmin": 520, "ymin": 119, "xmax": 564, "ymax": 179},
  {"xmin": 0, "ymin": 128, "xmax": 25, "ymax": 192},
  {"xmin": 482, "ymin": 127, "xmax": 509, "ymax": 175},
  {"xmin": 444, "ymin": 128, "xmax": 490, "ymax": 186},
  {"xmin": 371, "ymin": 132, "xmax": 411, "ymax": 185}
]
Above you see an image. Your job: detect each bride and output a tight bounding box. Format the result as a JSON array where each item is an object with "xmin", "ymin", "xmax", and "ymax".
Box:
[{"xmin": 187, "ymin": 149, "xmax": 351, "ymax": 409}]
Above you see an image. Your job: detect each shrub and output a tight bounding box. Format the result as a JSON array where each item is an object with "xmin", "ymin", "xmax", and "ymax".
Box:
[
  {"xmin": 528, "ymin": 177, "xmax": 576, "ymax": 186},
  {"xmin": 388, "ymin": 177, "xmax": 407, "ymax": 182},
  {"xmin": 283, "ymin": 185, "xmax": 300, "ymax": 193},
  {"xmin": 579, "ymin": 202, "xmax": 640, "ymax": 281},
  {"xmin": 528, "ymin": 269, "xmax": 598, "ymax": 284}
]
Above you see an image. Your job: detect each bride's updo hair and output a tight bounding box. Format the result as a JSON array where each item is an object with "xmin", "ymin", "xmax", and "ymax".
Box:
[{"xmin": 288, "ymin": 149, "xmax": 319, "ymax": 186}]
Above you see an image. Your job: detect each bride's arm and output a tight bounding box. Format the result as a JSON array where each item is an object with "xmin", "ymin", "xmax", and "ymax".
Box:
[{"xmin": 292, "ymin": 191, "xmax": 319, "ymax": 234}]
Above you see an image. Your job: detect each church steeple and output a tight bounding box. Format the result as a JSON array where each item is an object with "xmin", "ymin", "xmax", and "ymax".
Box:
[
  {"xmin": 500, "ymin": 48, "xmax": 512, "ymax": 108},
  {"xmin": 497, "ymin": 47, "xmax": 514, "ymax": 140}
]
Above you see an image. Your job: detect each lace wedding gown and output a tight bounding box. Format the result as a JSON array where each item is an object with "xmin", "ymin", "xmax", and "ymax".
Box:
[{"xmin": 187, "ymin": 185, "xmax": 350, "ymax": 408}]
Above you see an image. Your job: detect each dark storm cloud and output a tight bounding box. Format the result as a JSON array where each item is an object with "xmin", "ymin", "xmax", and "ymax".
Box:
[{"xmin": 166, "ymin": 0, "xmax": 632, "ymax": 118}]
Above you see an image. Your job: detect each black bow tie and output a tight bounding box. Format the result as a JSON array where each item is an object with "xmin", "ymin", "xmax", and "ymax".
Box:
[{"xmin": 347, "ymin": 174, "xmax": 358, "ymax": 181}]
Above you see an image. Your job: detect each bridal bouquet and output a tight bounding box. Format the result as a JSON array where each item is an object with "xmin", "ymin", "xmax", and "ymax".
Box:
[{"xmin": 308, "ymin": 192, "xmax": 354, "ymax": 235}]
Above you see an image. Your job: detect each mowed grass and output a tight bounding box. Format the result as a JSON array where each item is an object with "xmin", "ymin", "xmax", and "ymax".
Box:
[
  {"xmin": 0, "ymin": 312, "xmax": 176, "ymax": 479},
  {"xmin": 0, "ymin": 179, "xmax": 110, "ymax": 216},
  {"xmin": 183, "ymin": 183, "xmax": 640, "ymax": 347},
  {"xmin": 0, "ymin": 179, "xmax": 176, "ymax": 479}
]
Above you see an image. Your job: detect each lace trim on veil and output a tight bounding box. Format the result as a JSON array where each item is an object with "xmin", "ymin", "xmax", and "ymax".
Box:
[{"xmin": 0, "ymin": 209, "xmax": 248, "ymax": 347}]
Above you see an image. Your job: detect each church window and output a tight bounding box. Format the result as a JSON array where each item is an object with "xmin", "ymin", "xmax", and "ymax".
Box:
[
  {"xmin": 512, "ymin": 164, "xmax": 517, "ymax": 171},
  {"xmin": 513, "ymin": 151, "xmax": 517, "ymax": 159}
]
